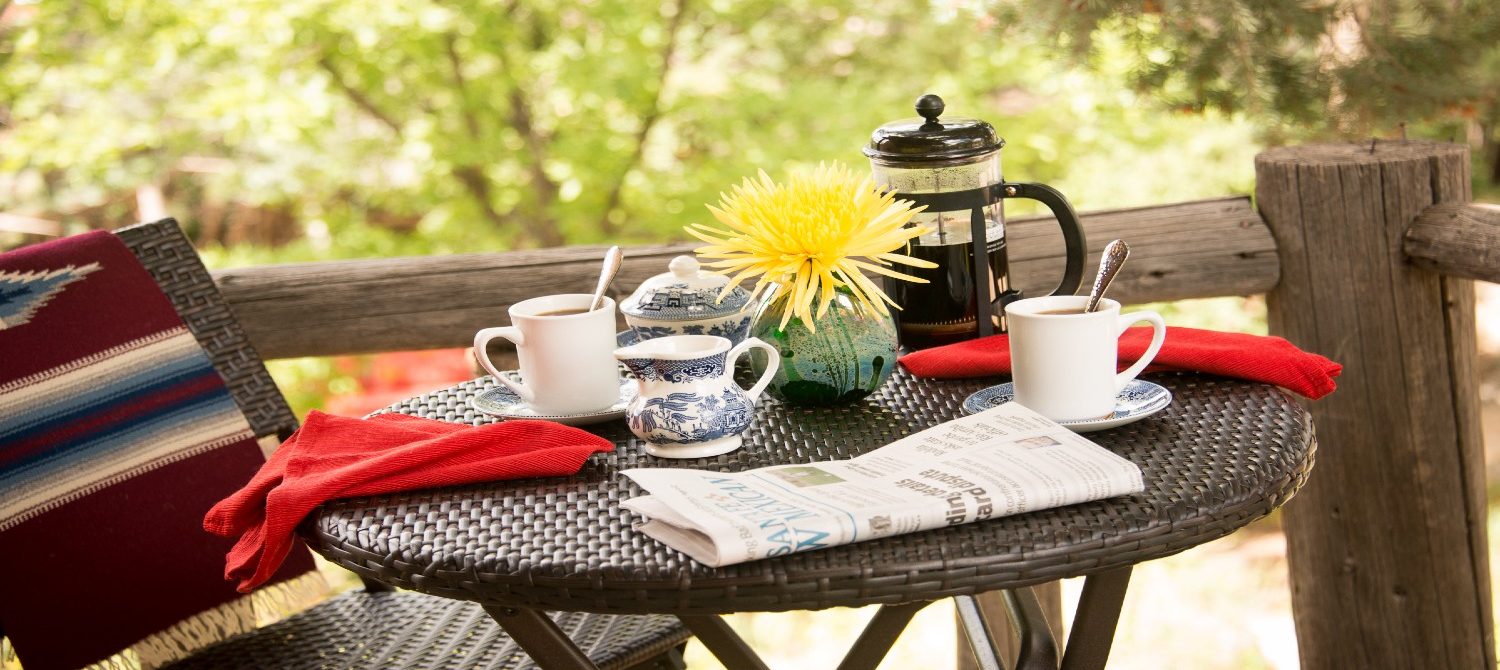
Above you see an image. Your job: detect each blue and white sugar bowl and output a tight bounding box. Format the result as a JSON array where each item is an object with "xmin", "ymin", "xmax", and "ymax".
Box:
[
  {"xmin": 619, "ymin": 255, "xmax": 754, "ymax": 344},
  {"xmin": 614, "ymin": 334, "xmax": 780, "ymax": 458}
]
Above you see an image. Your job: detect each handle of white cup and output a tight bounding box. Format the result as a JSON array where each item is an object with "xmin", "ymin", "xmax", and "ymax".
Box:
[
  {"xmin": 1113, "ymin": 311, "xmax": 1166, "ymax": 391},
  {"xmin": 473, "ymin": 326, "xmax": 535, "ymax": 404},
  {"xmin": 729, "ymin": 337, "xmax": 780, "ymax": 403}
]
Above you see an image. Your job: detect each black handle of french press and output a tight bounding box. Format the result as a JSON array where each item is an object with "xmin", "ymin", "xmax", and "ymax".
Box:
[{"xmin": 1001, "ymin": 182, "xmax": 1087, "ymax": 297}]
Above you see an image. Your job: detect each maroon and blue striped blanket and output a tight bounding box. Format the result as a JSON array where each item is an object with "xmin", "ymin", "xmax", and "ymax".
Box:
[{"xmin": 0, "ymin": 231, "xmax": 316, "ymax": 670}]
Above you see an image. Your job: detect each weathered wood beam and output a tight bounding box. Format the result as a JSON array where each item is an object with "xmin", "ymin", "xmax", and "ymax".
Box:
[
  {"xmin": 1404, "ymin": 202, "xmax": 1500, "ymax": 283},
  {"xmin": 214, "ymin": 195, "xmax": 1277, "ymax": 359},
  {"xmin": 215, "ymin": 243, "xmax": 694, "ymax": 359},
  {"xmin": 1258, "ymin": 141, "xmax": 1492, "ymax": 669},
  {"xmin": 1005, "ymin": 194, "xmax": 1277, "ymax": 302},
  {"xmin": 0, "ymin": 213, "xmax": 62, "ymax": 237}
]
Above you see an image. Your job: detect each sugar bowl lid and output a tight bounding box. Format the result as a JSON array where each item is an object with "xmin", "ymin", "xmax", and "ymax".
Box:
[{"xmin": 620, "ymin": 255, "xmax": 752, "ymax": 320}]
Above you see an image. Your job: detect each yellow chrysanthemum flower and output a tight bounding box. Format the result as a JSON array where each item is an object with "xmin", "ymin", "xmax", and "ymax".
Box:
[{"xmin": 685, "ymin": 162, "xmax": 935, "ymax": 332}]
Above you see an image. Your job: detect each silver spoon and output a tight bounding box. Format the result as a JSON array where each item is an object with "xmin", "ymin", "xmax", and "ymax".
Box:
[
  {"xmin": 590, "ymin": 246, "xmax": 624, "ymax": 311},
  {"xmin": 1084, "ymin": 239, "xmax": 1130, "ymax": 313}
]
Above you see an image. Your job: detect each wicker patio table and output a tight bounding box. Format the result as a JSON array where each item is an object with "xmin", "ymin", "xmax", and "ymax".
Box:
[{"xmin": 304, "ymin": 369, "xmax": 1314, "ymax": 670}]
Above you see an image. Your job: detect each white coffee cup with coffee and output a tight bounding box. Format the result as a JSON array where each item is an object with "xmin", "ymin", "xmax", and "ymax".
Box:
[
  {"xmin": 1004, "ymin": 295, "xmax": 1166, "ymax": 422},
  {"xmin": 473, "ymin": 294, "xmax": 620, "ymax": 415}
]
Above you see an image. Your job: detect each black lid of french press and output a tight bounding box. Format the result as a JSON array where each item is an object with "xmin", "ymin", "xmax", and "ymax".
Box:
[{"xmin": 863, "ymin": 94, "xmax": 1005, "ymax": 163}]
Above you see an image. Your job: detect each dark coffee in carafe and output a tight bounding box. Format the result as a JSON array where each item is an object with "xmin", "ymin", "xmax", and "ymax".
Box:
[{"xmin": 884, "ymin": 219, "xmax": 1012, "ymax": 349}]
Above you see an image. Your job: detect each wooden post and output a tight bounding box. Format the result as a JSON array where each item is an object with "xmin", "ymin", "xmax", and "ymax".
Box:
[{"xmin": 1256, "ymin": 142, "xmax": 1492, "ymax": 668}]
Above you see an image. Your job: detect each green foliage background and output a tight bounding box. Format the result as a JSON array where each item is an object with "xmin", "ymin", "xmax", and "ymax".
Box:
[
  {"xmin": 1, "ymin": 2, "xmax": 1494, "ymax": 412},
  {"xmin": 1, "ymin": 3, "xmax": 1497, "ymax": 667},
  {"xmin": 5, "ymin": 0, "xmax": 1495, "ymax": 264},
  {"xmin": 5, "ymin": 0, "xmax": 1493, "ymax": 421}
]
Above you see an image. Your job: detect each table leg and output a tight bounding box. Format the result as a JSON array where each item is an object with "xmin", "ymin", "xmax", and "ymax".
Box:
[
  {"xmin": 681, "ymin": 601, "xmax": 933, "ymax": 670},
  {"xmin": 358, "ymin": 575, "xmax": 393, "ymax": 592},
  {"xmin": 1001, "ymin": 589, "xmax": 1061, "ymax": 670},
  {"xmin": 482, "ymin": 605, "xmax": 602, "ymax": 670},
  {"xmin": 1060, "ymin": 566, "xmax": 1133, "ymax": 670},
  {"xmin": 834, "ymin": 600, "xmax": 932, "ymax": 670},
  {"xmin": 955, "ymin": 595, "xmax": 1007, "ymax": 670},
  {"xmin": 678, "ymin": 615, "xmax": 772, "ymax": 670}
]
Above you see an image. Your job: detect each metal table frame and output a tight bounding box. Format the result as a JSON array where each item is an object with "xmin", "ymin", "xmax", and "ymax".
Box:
[{"xmin": 479, "ymin": 569, "xmax": 1127, "ymax": 670}]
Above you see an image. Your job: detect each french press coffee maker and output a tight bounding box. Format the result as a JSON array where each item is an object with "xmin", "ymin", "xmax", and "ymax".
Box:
[{"xmin": 864, "ymin": 94, "xmax": 1087, "ymax": 349}]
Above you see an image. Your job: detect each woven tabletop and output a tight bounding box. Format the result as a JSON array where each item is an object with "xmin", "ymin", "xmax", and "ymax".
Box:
[{"xmin": 307, "ymin": 369, "xmax": 1314, "ymax": 615}]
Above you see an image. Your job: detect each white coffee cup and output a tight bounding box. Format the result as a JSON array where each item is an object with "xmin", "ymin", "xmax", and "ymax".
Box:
[
  {"xmin": 473, "ymin": 294, "xmax": 620, "ymax": 415},
  {"xmin": 1005, "ymin": 295, "xmax": 1166, "ymax": 422}
]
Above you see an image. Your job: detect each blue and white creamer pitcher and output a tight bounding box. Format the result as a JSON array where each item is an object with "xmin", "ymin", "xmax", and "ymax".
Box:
[{"xmin": 614, "ymin": 335, "xmax": 780, "ymax": 458}]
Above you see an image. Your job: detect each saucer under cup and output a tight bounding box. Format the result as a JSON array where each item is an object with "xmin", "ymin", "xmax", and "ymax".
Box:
[
  {"xmin": 961, "ymin": 380, "xmax": 1172, "ymax": 432},
  {"xmin": 471, "ymin": 377, "xmax": 636, "ymax": 427}
]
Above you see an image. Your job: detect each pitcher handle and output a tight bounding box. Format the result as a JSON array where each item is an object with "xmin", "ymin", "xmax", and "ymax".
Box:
[
  {"xmin": 728, "ymin": 337, "xmax": 780, "ymax": 403},
  {"xmin": 1001, "ymin": 181, "xmax": 1088, "ymax": 297},
  {"xmin": 473, "ymin": 326, "xmax": 535, "ymax": 403}
]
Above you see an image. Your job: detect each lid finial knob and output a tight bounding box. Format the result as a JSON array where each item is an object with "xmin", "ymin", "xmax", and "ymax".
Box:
[
  {"xmin": 915, "ymin": 94, "xmax": 945, "ymax": 125},
  {"xmin": 668, "ymin": 255, "xmax": 700, "ymax": 279}
]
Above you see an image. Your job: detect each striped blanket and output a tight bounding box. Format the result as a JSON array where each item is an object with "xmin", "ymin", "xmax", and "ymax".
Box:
[{"xmin": 0, "ymin": 231, "xmax": 315, "ymax": 670}]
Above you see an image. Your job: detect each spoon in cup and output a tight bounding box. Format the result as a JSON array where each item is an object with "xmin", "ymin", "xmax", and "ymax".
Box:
[
  {"xmin": 1084, "ymin": 239, "xmax": 1129, "ymax": 314},
  {"xmin": 590, "ymin": 246, "xmax": 624, "ymax": 311}
]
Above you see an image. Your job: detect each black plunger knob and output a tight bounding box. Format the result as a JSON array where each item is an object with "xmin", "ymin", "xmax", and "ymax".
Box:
[{"xmin": 915, "ymin": 94, "xmax": 945, "ymax": 123}]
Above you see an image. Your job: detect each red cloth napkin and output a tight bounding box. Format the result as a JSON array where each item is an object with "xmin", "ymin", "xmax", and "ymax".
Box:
[
  {"xmin": 205, "ymin": 411, "xmax": 614, "ymax": 592},
  {"xmin": 899, "ymin": 326, "xmax": 1341, "ymax": 399}
]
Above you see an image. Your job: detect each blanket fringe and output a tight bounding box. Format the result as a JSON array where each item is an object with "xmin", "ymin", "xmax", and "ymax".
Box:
[
  {"xmin": 131, "ymin": 570, "xmax": 328, "ymax": 669},
  {"xmin": 0, "ymin": 643, "xmax": 136, "ymax": 670}
]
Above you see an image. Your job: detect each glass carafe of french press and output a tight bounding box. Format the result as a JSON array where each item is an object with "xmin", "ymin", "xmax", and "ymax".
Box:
[{"xmin": 865, "ymin": 94, "xmax": 1087, "ymax": 349}]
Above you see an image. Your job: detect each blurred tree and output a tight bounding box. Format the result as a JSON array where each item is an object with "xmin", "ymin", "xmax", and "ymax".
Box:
[
  {"xmin": 988, "ymin": 0, "xmax": 1500, "ymax": 178},
  {"xmin": 1, "ymin": 0, "xmax": 1386, "ymax": 257},
  {"xmin": 7, "ymin": 0, "xmax": 1070, "ymax": 252}
]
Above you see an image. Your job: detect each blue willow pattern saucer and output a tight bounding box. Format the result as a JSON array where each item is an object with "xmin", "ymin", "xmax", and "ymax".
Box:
[
  {"xmin": 960, "ymin": 380, "xmax": 1173, "ymax": 433},
  {"xmin": 471, "ymin": 376, "xmax": 636, "ymax": 427}
]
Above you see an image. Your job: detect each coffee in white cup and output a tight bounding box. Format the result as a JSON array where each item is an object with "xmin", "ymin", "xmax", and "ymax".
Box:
[
  {"xmin": 473, "ymin": 294, "xmax": 620, "ymax": 415},
  {"xmin": 1004, "ymin": 295, "xmax": 1166, "ymax": 422}
]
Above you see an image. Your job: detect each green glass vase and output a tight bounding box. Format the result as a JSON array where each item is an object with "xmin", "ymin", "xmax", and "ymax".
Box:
[{"xmin": 749, "ymin": 286, "xmax": 900, "ymax": 406}]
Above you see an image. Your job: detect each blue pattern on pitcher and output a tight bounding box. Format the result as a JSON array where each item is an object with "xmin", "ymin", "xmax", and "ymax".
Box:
[
  {"xmin": 626, "ymin": 387, "xmax": 753, "ymax": 444},
  {"xmin": 618, "ymin": 352, "xmax": 726, "ymax": 383},
  {"xmin": 614, "ymin": 335, "xmax": 782, "ymax": 459}
]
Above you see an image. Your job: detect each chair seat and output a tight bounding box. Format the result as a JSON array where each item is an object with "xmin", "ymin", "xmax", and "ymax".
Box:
[{"xmin": 163, "ymin": 590, "xmax": 689, "ymax": 670}]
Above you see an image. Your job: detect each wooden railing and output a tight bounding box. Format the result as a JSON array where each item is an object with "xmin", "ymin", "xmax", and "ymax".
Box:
[
  {"xmin": 1405, "ymin": 202, "xmax": 1500, "ymax": 283},
  {"xmin": 215, "ymin": 195, "xmax": 1276, "ymax": 359},
  {"xmin": 207, "ymin": 141, "xmax": 1496, "ymax": 670}
]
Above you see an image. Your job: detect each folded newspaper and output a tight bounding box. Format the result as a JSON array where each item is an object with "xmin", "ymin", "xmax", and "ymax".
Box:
[{"xmin": 621, "ymin": 402, "xmax": 1146, "ymax": 567}]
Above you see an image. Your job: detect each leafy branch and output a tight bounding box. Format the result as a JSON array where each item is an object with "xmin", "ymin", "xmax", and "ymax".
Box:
[
  {"xmin": 487, "ymin": 10, "xmax": 564, "ymax": 247},
  {"xmin": 441, "ymin": 28, "xmax": 562, "ymax": 247},
  {"xmin": 316, "ymin": 54, "xmax": 404, "ymax": 137},
  {"xmin": 599, "ymin": 0, "xmax": 689, "ymax": 236}
]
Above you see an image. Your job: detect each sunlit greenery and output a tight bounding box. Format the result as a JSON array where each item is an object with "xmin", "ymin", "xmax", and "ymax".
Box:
[
  {"xmin": 3, "ymin": 3, "xmax": 1498, "ymax": 669},
  {"xmin": 5, "ymin": 0, "xmax": 1493, "ymax": 430},
  {"xmin": 7, "ymin": 1, "xmax": 1495, "ymax": 260}
]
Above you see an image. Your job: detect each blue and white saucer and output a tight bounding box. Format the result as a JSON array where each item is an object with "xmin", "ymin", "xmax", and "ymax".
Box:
[
  {"xmin": 471, "ymin": 377, "xmax": 636, "ymax": 426},
  {"xmin": 616, "ymin": 330, "xmax": 639, "ymax": 347},
  {"xmin": 960, "ymin": 380, "xmax": 1172, "ymax": 433}
]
